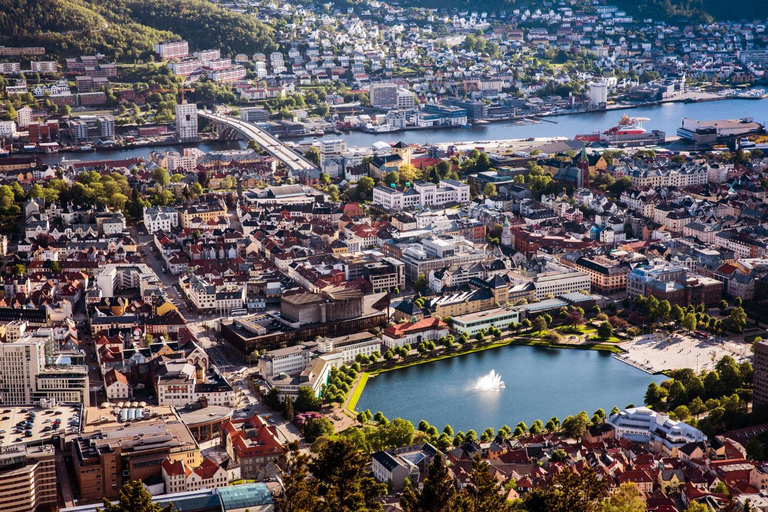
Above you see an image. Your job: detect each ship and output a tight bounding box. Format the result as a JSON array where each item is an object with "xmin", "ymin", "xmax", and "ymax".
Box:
[{"xmin": 576, "ymin": 115, "xmax": 666, "ymax": 147}]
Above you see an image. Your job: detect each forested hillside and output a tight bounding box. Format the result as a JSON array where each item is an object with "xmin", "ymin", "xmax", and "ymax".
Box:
[
  {"xmin": 0, "ymin": 0, "xmax": 277, "ymax": 62},
  {"xmin": 613, "ymin": 0, "xmax": 768, "ymax": 23}
]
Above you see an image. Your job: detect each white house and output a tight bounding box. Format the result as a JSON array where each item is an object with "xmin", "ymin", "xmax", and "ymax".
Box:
[
  {"xmin": 143, "ymin": 206, "xmax": 179, "ymax": 234},
  {"xmin": 104, "ymin": 369, "xmax": 132, "ymax": 400}
]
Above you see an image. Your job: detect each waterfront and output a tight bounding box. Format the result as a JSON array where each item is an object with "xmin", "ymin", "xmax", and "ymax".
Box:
[
  {"xmin": 355, "ymin": 345, "xmax": 661, "ymax": 434},
  {"xmin": 39, "ymin": 94, "xmax": 768, "ymax": 167}
]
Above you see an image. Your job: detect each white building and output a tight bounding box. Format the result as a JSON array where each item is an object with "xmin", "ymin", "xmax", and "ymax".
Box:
[
  {"xmin": 143, "ymin": 206, "xmax": 179, "ymax": 234},
  {"xmin": 175, "ymin": 103, "xmax": 198, "ymax": 141},
  {"xmin": 372, "ymin": 179, "xmax": 470, "ymax": 211},
  {"xmin": 258, "ymin": 346, "xmax": 311, "ymax": 378},
  {"xmin": 608, "ymin": 407, "xmax": 706, "ymax": 456},
  {"xmin": 0, "ymin": 121, "xmax": 17, "ymax": 138},
  {"xmin": 155, "ymin": 41, "xmax": 190, "ymax": 60},
  {"xmin": 451, "ymin": 307, "xmax": 524, "ymax": 336},
  {"xmin": 96, "ymin": 263, "xmax": 160, "ymax": 298},
  {"xmin": 162, "ymin": 458, "xmax": 229, "ymax": 495},
  {"xmin": 369, "ymin": 82, "xmax": 399, "ymax": 108},
  {"xmin": 16, "ymin": 107, "xmax": 32, "ymax": 128},
  {"xmin": 588, "ymin": 80, "xmax": 608, "ymax": 108},
  {"xmin": 104, "ymin": 369, "xmax": 132, "ymax": 400},
  {"xmin": 0, "ymin": 328, "xmax": 89, "ymax": 406}
]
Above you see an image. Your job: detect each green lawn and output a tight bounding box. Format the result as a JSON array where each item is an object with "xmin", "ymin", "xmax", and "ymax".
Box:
[{"xmin": 346, "ymin": 373, "xmax": 369, "ymax": 413}]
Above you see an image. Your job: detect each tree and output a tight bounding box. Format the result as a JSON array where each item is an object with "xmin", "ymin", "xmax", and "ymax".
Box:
[
  {"xmin": 304, "ymin": 146, "xmax": 321, "ymax": 166},
  {"xmin": 303, "ymin": 417, "xmax": 334, "ymax": 443},
  {"xmin": 682, "ymin": 312, "xmax": 697, "ymax": 332},
  {"xmin": 597, "ymin": 322, "xmax": 614, "ymax": 340},
  {"xmin": 355, "ymin": 177, "xmax": 375, "ymax": 200},
  {"xmin": 413, "ymin": 273, "xmax": 428, "ymax": 295},
  {"xmin": 101, "ymin": 480, "xmax": 172, "ymax": 512},
  {"xmin": 668, "ymin": 381, "xmax": 687, "ymax": 409},
  {"xmin": 456, "ymin": 457, "xmax": 511, "ymax": 512},
  {"xmin": 600, "ymin": 482, "xmax": 645, "ymax": 512},
  {"xmin": 657, "ymin": 300, "xmax": 671, "ymax": 321},
  {"xmin": 728, "ymin": 307, "xmax": 747, "ymax": 333},
  {"xmin": 645, "ymin": 382, "xmax": 668, "ymax": 409},
  {"xmin": 483, "ymin": 182, "xmax": 497, "ymax": 197},
  {"xmin": 310, "ymin": 439, "xmax": 386, "ymax": 512},
  {"xmin": 400, "ymin": 456, "xmax": 456, "ymax": 512},
  {"xmin": 538, "ymin": 467, "xmax": 606, "ymax": 512},
  {"xmin": 685, "ymin": 503, "xmax": 710, "ymax": 512},
  {"xmin": 671, "ymin": 305, "xmax": 685, "ymax": 323},
  {"xmin": 191, "ymin": 182, "xmax": 203, "ymax": 196},
  {"xmin": 532, "ymin": 316, "xmax": 548, "ymax": 333},
  {"xmin": 11, "ymin": 264, "xmax": 25, "ymax": 277},
  {"xmin": 294, "ymin": 387, "xmax": 321, "ymax": 412},
  {"xmin": 283, "ymin": 397, "xmax": 295, "ymax": 422},
  {"xmin": 562, "ymin": 411, "xmax": 589, "ymax": 440},
  {"xmin": 398, "ymin": 164, "xmax": 418, "ymax": 185},
  {"xmin": 274, "ymin": 441, "xmax": 315, "ymax": 512},
  {"xmin": 152, "ymin": 167, "xmax": 170, "ymax": 187}
]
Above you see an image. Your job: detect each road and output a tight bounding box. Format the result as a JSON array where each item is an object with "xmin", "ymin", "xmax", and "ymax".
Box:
[
  {"xmin": 199, "ymin": 112, "xmax": 317, "ymax": 173},
  {"xmin": 56, "ymin": 450, "xmax": 75, "ymax": 508}
]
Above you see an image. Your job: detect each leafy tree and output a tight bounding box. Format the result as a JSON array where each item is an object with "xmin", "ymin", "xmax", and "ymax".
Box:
[
  {"xmin": 671, "ymin": 305, "xmax": 685, "ymax": 323},
  {"xmin": 305, "ymin": 146, "xmax": 321, "ymax": 166},
  {"xmin": 600, "ymin": 482, "xmax": 645, "ymax": 512},
  {"xmin": 310, "ymin": 439, "xmax": 386, "ymax": 512},
  {"xmin": 668, "ymin": 381, "xmax": 687, "ymax": 409},
  {"xmin": 400, "ymin": 456, "xmax": 456, "ymax": 512},
  {"xmin": 101, "ymin": 480, "xmax": 172, "ymax": 512},
  {"xmin": 413, "ymin": 273, "xmax": 428, "ymax": 295},
  {"xmin": 532, "ymin": 316, "xmax": 548, "ymax": 333},
  {"xmin": 483, "ymin": 182, "xmax": 497, "ymax": 197},
  {"xmin": 274, "ymin": 441, "xmax": 315, "ymax": 512},
  {"xmin": 597, "ymin": 322, "xmax": 614, "ymax": 340},
  {"xmin": 682, "ymin": 312, "xmax": 697, "ymax": 332},
  {"xmin": 728, "ymin": 307, "xmax": 747, "ymax": 333},
  {"xmin": 295, "ymin": 387, "xmax": 321, "ymax": 412},
  {"xmin": 645, "ymin": 382, "xmax": 668, "ymax": 409},
  {"xmin": 152, "ymin": 167, "xmax": 170, "ymax": 187},
  {"xmin": 562, "ymin": 411, "xmax": 589, "ymax": 440},
  {"xmin": 303, "ymin": 417, "xmax": 334, "ymax": 443},
  {"xmin": 534, "ymin": 467, "xmax": 606, "ymax": 512},
  {"xmin": 685, "ymin": 503, "xmax": 710, "ymax": 512},
  {"xmin": 354, "ymin": 177, "xmax": 375, "ymax": 200},
  {"xmin": 455, "ymin": 457, "xmax": 511, "ymax": 512},
  {"xmin": 283, "ymin": 397, "xmax": 295, "ymax": 422}
]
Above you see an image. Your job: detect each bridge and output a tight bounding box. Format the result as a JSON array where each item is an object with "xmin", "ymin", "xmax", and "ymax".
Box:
[{"xmin": 199, "ymin": 111, "xmax": 318, "ymax": 173}]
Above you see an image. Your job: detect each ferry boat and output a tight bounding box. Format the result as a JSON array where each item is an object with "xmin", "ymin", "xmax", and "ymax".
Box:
[{"xmin": 576, "ymin": 115, "xmax": 666, "ymax": 147}]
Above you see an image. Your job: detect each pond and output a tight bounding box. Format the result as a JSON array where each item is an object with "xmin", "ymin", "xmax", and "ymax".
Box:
[{"xmin": 355, "ymin": 345, "xmax": 662, "ymax": 434}]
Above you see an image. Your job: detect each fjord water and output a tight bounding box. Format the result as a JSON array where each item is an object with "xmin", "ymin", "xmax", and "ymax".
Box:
[{"xmin": 356, "ymin": 345, "xmax": 661, "ymax": 434}]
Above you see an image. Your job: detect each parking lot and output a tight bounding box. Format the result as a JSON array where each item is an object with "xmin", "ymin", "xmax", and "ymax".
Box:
[{"xmin": 0, "ymin": 404, "xmax": 82, "ymax": 447}]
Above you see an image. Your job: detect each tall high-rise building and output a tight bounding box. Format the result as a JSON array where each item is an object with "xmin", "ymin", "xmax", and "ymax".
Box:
[
  {"xmin": 0, "ymin": 328, "xmax": 89, "ymax": 406},
  {"xmin": 175, "ymin": 103, "xmax": 198, "ymax": 141},
  {"xmin": 754, "ymin": 339, "xmax": 768, "ymax": 406}
]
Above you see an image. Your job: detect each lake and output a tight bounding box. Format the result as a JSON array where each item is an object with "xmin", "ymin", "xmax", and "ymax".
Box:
[{"xmin": 355, "ymin": 345, "xmax": 662, "ymax": 434}]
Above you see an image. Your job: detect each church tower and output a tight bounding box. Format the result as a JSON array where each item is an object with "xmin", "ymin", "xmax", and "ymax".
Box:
[
  {"xmin": 501, "ymin": 216, "xmax": 512, "ymax": 247},
  {"xmin": 576, "ymin": 147, "xmax": 590, "ymax": 189}
]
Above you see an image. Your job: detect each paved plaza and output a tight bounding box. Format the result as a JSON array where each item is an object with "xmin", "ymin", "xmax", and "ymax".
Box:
[{"xmin": 616, "ymin": 332, "xmax": 752, "ymax": 374}]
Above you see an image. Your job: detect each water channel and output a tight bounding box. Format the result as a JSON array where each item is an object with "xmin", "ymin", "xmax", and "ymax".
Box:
[{"xmin": 41, "ymin": 93, "xmax": 768, "ymax": 166}]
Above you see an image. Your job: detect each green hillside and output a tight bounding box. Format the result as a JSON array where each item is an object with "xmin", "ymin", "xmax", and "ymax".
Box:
[
  {"xmin": 614, "ymin": 0, "xmax": 768, "ymax": 23},
  {"xmin": 0, "ymin": 0, "xmax": 277, "ymax": 62}
]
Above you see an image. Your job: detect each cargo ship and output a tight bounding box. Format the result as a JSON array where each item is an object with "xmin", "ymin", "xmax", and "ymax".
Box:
[{"xmin": 576, "ymin": 115, "xmax": 666, "ymax": 147}]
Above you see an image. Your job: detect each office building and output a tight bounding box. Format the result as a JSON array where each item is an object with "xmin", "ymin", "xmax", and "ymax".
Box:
[
  {"xmin": 72, "ymin": 414, "xmax": 201, "ymax": 501},
  {"xmin": 240, "ymin": 107, "xmax": 270, "ymax": 123},
  {"xmin": 69, "ymin": 115, "xmax": 114, "ymax": 142},
  {"xmin": 0, "ymin": 445, "xmax": 57, "ymax": 512},
  {"xmin": 369, "ymin": 82, "xmax": 399, "ymax": 108},
  {"xmin": 0, "ymin": 328, "xmax": 89, "ymax": 406},
  {"xmin": 175, "ymin": 103, "xmax": 199, "ymax": 141},
  {"xmin": 755, "ymin": 340, "xmax": 768, "ymax": 406}
]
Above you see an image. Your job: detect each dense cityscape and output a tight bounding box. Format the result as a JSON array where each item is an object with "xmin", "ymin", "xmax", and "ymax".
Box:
[{"xmin": 4, "ymin": 0, "xmax": 768, "ymax": 511}]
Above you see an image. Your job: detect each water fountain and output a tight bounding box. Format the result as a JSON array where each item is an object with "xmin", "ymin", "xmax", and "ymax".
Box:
[{"xmin": 474, "ymin": 369, "xmax": 506, "ymax": 391}]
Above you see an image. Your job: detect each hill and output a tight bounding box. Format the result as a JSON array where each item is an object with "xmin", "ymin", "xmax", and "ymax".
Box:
[
  {"xmin": 613, "ymin": 0, "xmax": 768, "ymax": 23},
  {"xmin": 0, "ymin": 0, "xmax": 277, "ymax": 62}
]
